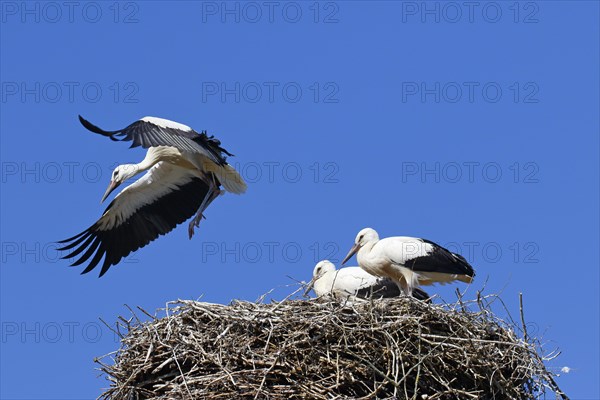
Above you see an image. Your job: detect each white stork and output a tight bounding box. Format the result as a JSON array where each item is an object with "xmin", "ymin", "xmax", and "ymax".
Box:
[
  {"xmin": 304, "ymin": 260, "xmax": 431, "ymax": 302},
  {"xmin": 57, "ymin": 116, "xmax": 247, "ymax": 277},
  {"xmin": 342, "ymin": 228, "xmax": 475, "ymax": 296}
]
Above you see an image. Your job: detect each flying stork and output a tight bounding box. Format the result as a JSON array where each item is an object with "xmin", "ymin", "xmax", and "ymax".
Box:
[
  {"xmin": 57, "ymin": 116, "xmax": 247, "ymax": 277},
  {"xmin": 342, "ymin": 228, "xmax": 475, "ymax": 296},
  {"xmin": 305, "ymin": 260, "xmax": 431, "ymax": 302}
]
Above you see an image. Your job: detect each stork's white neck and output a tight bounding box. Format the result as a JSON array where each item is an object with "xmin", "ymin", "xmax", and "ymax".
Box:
[
  {"xmin": 313, "ymin": 270, "xmax": 336, "ymax": 297},
  {"xmin": 138, "ymin": 148, "xmax": 162, "ymax": 171},
  {"xmin": 359, "ymin": 240, "xmax": 378, "ymax": 256},
  {"xmin": 357, "ymin": 240, "xmax": 381, "ymax": 273},
  {"xmin": 118, "ymin": 149, "xmax": 163, "ymax": 182}
]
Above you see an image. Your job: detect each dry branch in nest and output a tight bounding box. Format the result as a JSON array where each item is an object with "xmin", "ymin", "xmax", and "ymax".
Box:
[{"xmin": 96, "ymin": 293, "xmax": 568, "ymax": 399}]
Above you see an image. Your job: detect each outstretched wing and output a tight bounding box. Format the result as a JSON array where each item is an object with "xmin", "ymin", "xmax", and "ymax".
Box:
[
  {"xmin": 78, "ymin": 115, "xmax": 231, "ymax": 166},
  {"xmin": 57, "ymin": 163, "xmax": 211, "ymax": 277}
]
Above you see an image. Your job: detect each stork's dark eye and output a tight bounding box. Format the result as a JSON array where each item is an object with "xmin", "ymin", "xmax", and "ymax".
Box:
[
  {"xmin": 113, "ymin": 171, "xmax": 117, "ymax": 178},
  {"xmin": 359, "ymin": 235, "xmax": 364, "ymax": 241}
]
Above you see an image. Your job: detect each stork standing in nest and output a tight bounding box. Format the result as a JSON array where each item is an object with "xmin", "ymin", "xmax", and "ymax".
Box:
[
  {"xmin": 342, "ymin": 228, "xmax": 475, "ymax": 296},
  {"xmin": 58, "ymin": 116, "xmax": 247, "ymax": 277}
]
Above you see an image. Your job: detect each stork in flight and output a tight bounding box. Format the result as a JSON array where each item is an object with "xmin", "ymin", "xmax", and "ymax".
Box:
[
  {"xmin": 342, "ymin": 228, "xmax": 475, "ymax": 296},
  {"xmin": 57, "ymin": 116, "xmax": 247, "ymax": 277},
  {"xmin": 304, "ymin": 260, "xmax": 431, "ymax": 302}
]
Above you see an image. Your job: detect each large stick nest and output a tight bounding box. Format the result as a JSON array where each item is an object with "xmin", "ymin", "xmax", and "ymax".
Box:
[{"xmin": 97, "ymin": 294, "xmax": 568, "ymax": 399}]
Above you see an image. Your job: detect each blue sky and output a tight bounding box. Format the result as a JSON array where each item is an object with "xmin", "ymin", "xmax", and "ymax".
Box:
[{"xmin": 1, "ymin": 2, "xmax": 598, "ymax": 398}]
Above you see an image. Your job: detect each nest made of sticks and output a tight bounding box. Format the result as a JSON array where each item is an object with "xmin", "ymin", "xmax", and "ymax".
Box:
[{"xmin": 97, "ymin": 294, "xmax": 568, "ymax": 400}]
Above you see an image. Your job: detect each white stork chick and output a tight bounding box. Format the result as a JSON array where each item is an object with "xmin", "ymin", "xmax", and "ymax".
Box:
[
  {"xmin": 57, "ymin": 116, "xmax": 247, "ymax": 277},
  {"xmin": 342, "ymin": 228, "xmax": 475, "ymax": 296},
  {"xmin": 305, "ymin": 260, "xmax": 431, "ymax": 302}
]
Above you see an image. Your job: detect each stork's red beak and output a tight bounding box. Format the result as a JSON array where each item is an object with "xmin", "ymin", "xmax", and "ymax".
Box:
[
  {"xmin": 101, "ymin": 180, "xmax": 119, "ymax": 203},
  {"xmin": 342, "ymin": 243, "xmax": 361, "ymax": 265}
]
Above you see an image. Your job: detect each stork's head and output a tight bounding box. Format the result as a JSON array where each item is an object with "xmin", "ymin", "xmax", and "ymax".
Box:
[
  {"xmin": 101, "ymin": 164, "xmax": 139, "ymax": 203},
  {"xmin": 304, "ymin": 260, "xmax": 336, "ymax": 297},
  {"xmin": 342, "ymin": 227, "xmax": 379, "ymax": 265},
  {"xmin": 313, "ymin": 260, "xmax": 336, "ymax": 279}
]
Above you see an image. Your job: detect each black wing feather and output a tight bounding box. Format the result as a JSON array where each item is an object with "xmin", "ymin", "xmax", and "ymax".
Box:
[
  {"xmin": 404, "ymin": 239, "xmax": 475, "ymax": 277},
  {"xmin": 354, "ymin": 278, "xmax": 432, "ymax": 302},
  {"xmin": 65, "ymin": 235, "xmax": 96, "ymax": 261},
  {"xmin": 354, "ymin": 278, "xmax": 401, "ymax": 299},
  {"xmin": 412, "ymin": 287, "xmax": 432, "ymax": 302},
  {"xmin": 57, "ymin": 231, "xmax": 90, "ymax": 251}
]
